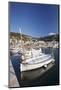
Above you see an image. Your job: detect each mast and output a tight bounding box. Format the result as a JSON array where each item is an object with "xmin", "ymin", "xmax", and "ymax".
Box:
[
  {"xmin": 19, "ymin": 27, "xmax": 26, "ymax": 61},
  {"xmin": 30, "ymin": 37, "xmax": 33, "ymax": 58},
  {"xmin": 19, "ymin": 27, "xmax": 22, "ymax": 50}
]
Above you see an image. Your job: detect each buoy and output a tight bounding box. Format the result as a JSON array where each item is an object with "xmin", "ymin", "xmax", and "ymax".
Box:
[{"xmin": 44, "ymin": 64, "xmax": 47, "ymax": 68}]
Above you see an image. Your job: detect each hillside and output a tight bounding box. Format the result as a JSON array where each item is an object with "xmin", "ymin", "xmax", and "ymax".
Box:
[
  {"xmin": 38, "ymin": 34, "xmax": 59, "ymax": 41},
  {"xmin": 10, "ymin": 32, "xmax": 32, "ymax": 41},
  {"xmin": 10, "ymin": 32, "xmax": 59, "ymax": 41}
]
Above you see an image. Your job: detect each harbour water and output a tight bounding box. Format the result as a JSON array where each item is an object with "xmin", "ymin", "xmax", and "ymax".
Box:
[{"xmin": 10, "ymin": 48, "xmax": 59, "ymax": 87}]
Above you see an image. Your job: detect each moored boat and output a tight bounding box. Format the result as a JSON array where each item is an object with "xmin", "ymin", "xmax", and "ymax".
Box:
[{"xmin": 20, "ymin": 48, "xmax": 55, "ymax": 72}]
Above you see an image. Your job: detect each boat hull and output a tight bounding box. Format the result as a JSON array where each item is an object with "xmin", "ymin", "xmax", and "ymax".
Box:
[
  {"xmin": 21, "ymin": 58, "xmax": 55, "ymax": 72},
  {"xmin": 21, "ymin": 62, "xmax": 55, "ymax": 80}
]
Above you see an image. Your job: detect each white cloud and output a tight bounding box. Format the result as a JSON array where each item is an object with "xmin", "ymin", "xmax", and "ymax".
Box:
[{"xmin": 48, "ymin": 32, "xmax": 56, "ymax": 36}]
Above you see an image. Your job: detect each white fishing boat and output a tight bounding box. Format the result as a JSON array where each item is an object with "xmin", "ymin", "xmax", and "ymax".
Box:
[
  {"xmin": 19, "ymin": 28, "xmax": 55, "ymax": 72},
  {"xmin": 21, "ymin": 48, "xmax": 55, "ymax": 72}
]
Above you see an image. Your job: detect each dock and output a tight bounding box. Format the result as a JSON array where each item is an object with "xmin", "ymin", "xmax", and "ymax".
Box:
[{"xmin": 9, "ymin": 59, "xmax": 20, "ymax": 87}]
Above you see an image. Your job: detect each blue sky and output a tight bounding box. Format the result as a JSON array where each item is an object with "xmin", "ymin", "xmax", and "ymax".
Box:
[{"xmin": 9, "ymin": 2, "xmax": 59, "ymax": 37}]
